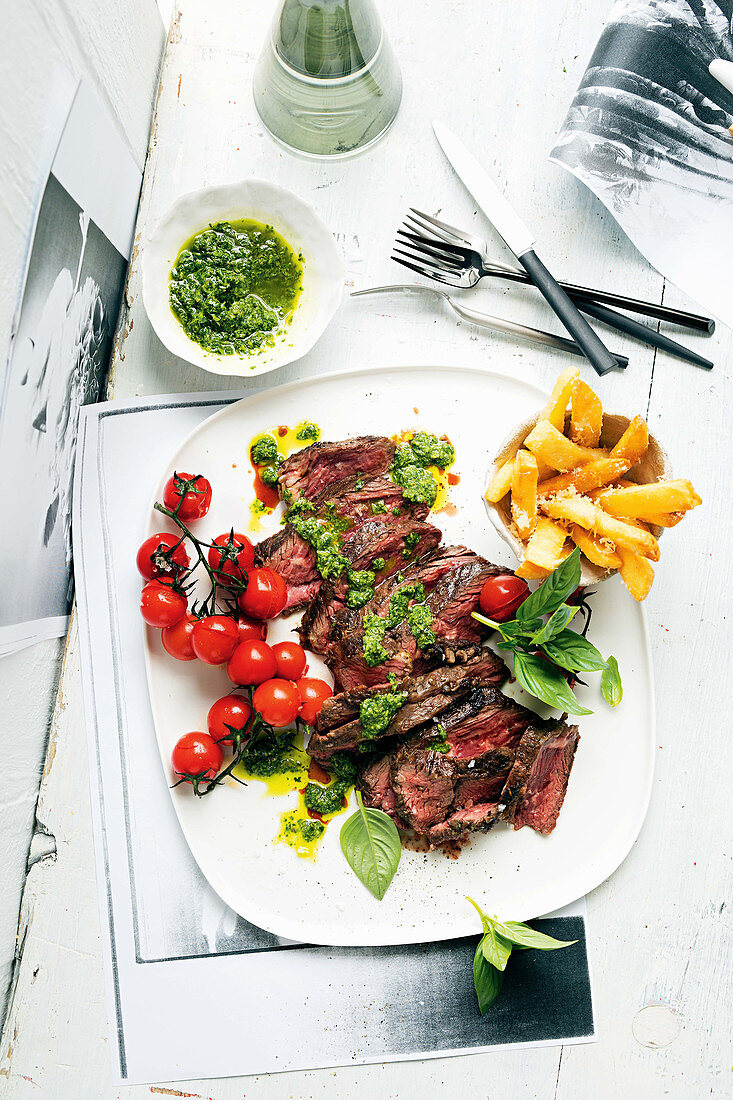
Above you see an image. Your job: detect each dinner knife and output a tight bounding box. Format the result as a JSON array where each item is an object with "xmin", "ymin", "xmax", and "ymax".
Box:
[{"xmin": 432, "ymin": 120, "xmax": 620, "ymax": 377}]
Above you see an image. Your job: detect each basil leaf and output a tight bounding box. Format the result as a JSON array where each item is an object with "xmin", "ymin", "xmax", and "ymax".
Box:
[
  {"xmin": 513, "ymin": 650, "xmax": 593, "ymax": 716},
  {"xmin": 530, "ymin": 604, "xmax": 578, "ymax": 646},
  {"xmin": 340, "ymin": 791, "xmax": 401, "ymax": 900},
  {"xmin": 480, "ymin": 926, "xmax": 513, "ymax": 971},
  {"xmin": 471, "ymin": 611, "xmax": 543, "ymax": 640},
  {"xmin": 495, "ymin": 919, "xmax": 577, "ymax": 951},
  {"xmin": 600, "ymin": 655, "xmax": 623, "ymax": 707},
  {"xmin": 473, "ymin": 938, "xmax": 504, "ymax": 1014},
  {"xmin": 517, "ymin": 548, "xmax": 581, "ymax": 622},
  {"xmin": 543, "ymin": 629, "xmax": 607, "ymax": 673}
]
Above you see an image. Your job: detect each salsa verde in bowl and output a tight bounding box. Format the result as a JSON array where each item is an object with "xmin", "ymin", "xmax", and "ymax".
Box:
[{"xmin": 142, "ymin": 178, "xmax": 344, "ymax": 377}]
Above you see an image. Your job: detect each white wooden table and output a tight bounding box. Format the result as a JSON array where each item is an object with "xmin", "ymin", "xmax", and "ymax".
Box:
[{"xmin": 2, "ymin": 1, "xmax": 731, "ymax": 1095}]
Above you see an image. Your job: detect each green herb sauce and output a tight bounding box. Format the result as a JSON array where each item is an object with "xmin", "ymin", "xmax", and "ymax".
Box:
[
  {"xmin": 359, "ymin": 690, "xmax": 408, "ymax": 738},
  {"xmin": 362, "ymin": 612, "xmax": 389, "ymax": 666},
  {"xmin": 385, "ymin": 581, "xmax": 426, "ymax": 629},
  {"xmin": 169, "ymin": 220, "xmax": 303, "ymax": 357},
  {"xmin": 250, "ymin": 434, "xmax": 279, "ymax": 464},
  {"xmin": 406, "ymin": 603, "xmax": 436, "ymax": 649},
  {"xmin": 389, "ymin": 431, "xmax": 455, "ymax": 507},
  {"xmin": 371, "ymin": 557, "xmax": 386, "ymax": 571},
  {"xmin": 370, "ymin": 499, "xmax": 387, "ymax": 514},
  {"xmin": 295, "ymin": 422, "xmax": 320, "ymax": 441},
  {"xmin": 303, "ymin": 780, "xmax": 351, "ymax": 816}
]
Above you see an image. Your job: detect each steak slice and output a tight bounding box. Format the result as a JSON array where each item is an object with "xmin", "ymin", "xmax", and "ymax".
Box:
[
  {"xmin": 357, "ymin": 753, "xmax": 403, "ymax": 823},
  {"xmin": 299, "ymin": 518, "xmax": 442, "ymax": 653},
  {"xmin": 390, "ymin": 745, "xmax": 457, "ymax": 832},
  {"xmin": 278, "ymin": 436, "xmax": 395, "ymax": 502},
  {"xmin": 439, "ymin": 686, "xmax": 536, "ymax": 762},
  {"xmin": 310, "ymin": 474, "xmax": 429, "ymax": 527},
  {"xmin": 309, "ymin": 650, "xmax": 508, "ymax": 760},
  {"xmin": 508, "ymin": 722, "xmax": 580, "ymax": 835},
  {"xmin": 254, "ymin": 526, "xmax": 320, "ymax": 613},
  {"xmin": 426, "ymin": 802, "xmax": 502, "ymax": 846}
]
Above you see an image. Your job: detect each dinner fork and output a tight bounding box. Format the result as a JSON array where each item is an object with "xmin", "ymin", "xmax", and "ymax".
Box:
[
  {"xmin": 396, "ymin": 208, "xmax": 715, "ymax": 335},
  {"xmin": 351, "ymin": 284, "xmax": 628, "ymax": 367}
]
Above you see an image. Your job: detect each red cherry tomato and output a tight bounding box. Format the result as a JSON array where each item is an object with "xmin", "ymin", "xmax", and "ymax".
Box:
[
  {"xmin": 207, "ymin": 694, "xmax": 253, "ymax": 748},
  {"xmin": 208, "ymin": 532, "xmax": 255, "ymax": 585},
  {"xmin": 296, "ymin": 677, "xmax": 333, "ymax": 725},
  {"xmin": 140, "ymin": 579, "xmax": 187, "ymax": 628},
  {"xmin": 237, "ymin": 615, "xmax": 268, "ymax": 643},
  {"xmin": 171, "ymin": 731, "xmax": 223, "ymax": 781},
  {"xmin": 227, "ymin": 639, "xmax": 277, "ymax": 686},
  {"xmin": 163, "ymin": 471, "xmax": 212, "ymax": 521},
  {"xmin": 478, "ymin": 574, "xmax": 530, "ymax": 622},
  {"xmin": 191, "ymin": 616, "xmax": 239, "ymax": 665},
  {"xmin": 136, "ymin": 532, "xmax": 189, "ymax": 580},
  {"xmin": 161, "ymin": 612, "xmax": 197, "ymax": 661},
  {"xmin": 253, "ymin": 678, "xmax": 301, "ymax": 728},
  {"xmin": 271, "ymin": 641, "xmax": 307, "ymax": 681},
  {"xmin": 237, "ymin": 567, "xmax": 287, "ymax": 620}
]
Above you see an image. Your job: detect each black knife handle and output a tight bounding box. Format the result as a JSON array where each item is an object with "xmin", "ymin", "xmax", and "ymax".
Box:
[
  {"xmin": 577, "ymin": 301, "xmax": 714, "ymax": 371},
  {"xmin": 518, "ymin": 250, "xmax": 621, "ymax": 376}
]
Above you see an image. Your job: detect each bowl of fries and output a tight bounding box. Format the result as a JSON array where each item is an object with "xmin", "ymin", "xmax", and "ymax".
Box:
[{"xmin": 484, "ymin": 368, "xmax": 702, "ymax": 600}]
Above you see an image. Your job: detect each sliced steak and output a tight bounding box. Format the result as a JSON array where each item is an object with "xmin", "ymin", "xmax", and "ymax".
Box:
[
  {"xmin": 310, "ymin": 474, "xmax": 429, "ymax": 527},
  {"xmin": 254, "ymin": 526, "xmax": 320, "ymax": 613},
  {"xmin": 439, "ymin": 686, "xmax": 536, "ymax": 762},
  {"xmin": 278, "ymin": 436, "xmax": 395, "ymax": 502},
  {"xmin": 309, "ymin": 650, "xmax": 508, "ymax": 759},
  {"xmin": 357, "ymin": 753, "xmax": 402, "ymax": 822},
  {"xmin": 509, "ymin": 722, "xmax": 580, "ymax": 835},
  {"xmin": 427, "ymin": 802, "xmax": 501, "ymax": 846},
  {"xmin": 390, "ymin": 745, "xmax": 457, "ymax": 832},
  {"xmin": 299, "ymin": 518, "xmax": 442, "ymax": 653}
]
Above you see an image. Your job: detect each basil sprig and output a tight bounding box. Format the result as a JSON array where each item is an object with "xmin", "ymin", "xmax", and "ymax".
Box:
[
  {"xmin": 472, "ymin": 548, "xmax": 621, "ymax": 714},
  {"xmin": 467, "ymin": 897, "xmax": 576, "ymax": 1013},
  {"xmin": 340, "ymin": 791, "xmax": 401, "ymax": 900}
]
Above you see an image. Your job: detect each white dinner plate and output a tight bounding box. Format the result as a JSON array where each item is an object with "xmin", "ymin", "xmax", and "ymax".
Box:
[{"xmin": 144, "ymin": 364, "xmax": 655, "ymax": 946}]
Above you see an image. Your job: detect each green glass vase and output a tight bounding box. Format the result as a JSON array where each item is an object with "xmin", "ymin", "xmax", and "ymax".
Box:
[{"xmin": 253, "ymin": 0, "xmax": 402, "ymax": 158}]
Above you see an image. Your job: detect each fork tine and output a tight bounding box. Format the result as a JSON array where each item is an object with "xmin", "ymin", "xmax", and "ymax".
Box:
[
  {"xmin": 405, "ymin": 211, "xmax": 463, "ymax": 247},
  {"xmin": 395, "ymin": 232, "xmax": 466, "ymax": 270},
  {"xmin": 391, "ymin": 254, "xmax": 457, "ymax": 286},
  {"xmin": 396, "ymin": 229, "xmax": 468, "ymax": 263},
  {"xmin": 409, "ymin": 207, "xmax": 474, "ymax": 247}
]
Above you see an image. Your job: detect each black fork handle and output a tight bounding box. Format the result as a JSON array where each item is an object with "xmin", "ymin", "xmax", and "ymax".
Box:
[{"xmin": 519, "ymin": 251, "xmax": 620, "ymax": 376}]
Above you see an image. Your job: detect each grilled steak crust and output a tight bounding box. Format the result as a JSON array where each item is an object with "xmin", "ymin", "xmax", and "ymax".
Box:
[
  {"xmin": 277, "ymin": 436, "xmax": 395, "ymax": 502},
  {"xmin": 390, "ymin": 746, "xmax": 457, "ymax": 832},
  {"xmin": 510, "ymin": 722, "xmax": 580, "ymax": 835},
  {"xmin": 310, "ymin": 474, "xmax": 429, "ymax": 526},
  {"xmin": 357, "ymin": 753, "xmax": 403, "ymax": 823},
  {"xmin": 254, "ymin": 526, "xmax": 320, "ymax": 613},
  {"xmin": 309, "ymin": 650, "xmax": 508, "ymax": 760},
  {"xmin": 299, "ymin": 519, "xmax": 442, "ymax": 653},
  {"xmin": 437, "ymin": 686, "xmax": 536, "ymax": 761},
  {"xmin": 426, "ymin": 802, "xmax": 502, "ymax": 845}
]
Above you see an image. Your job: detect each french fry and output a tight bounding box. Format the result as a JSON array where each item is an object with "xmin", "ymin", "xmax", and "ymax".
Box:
[
  {"xmin": 511, "ymin": 450, "xmax": 538, "ymax": 539},
  {"xmin": 569, "ymin": 380, "xmax": 603, "ymax": 447},
  {"xmin": 610, "ymin": 415, "xmax": 649, "ymax": 465},
  {"xmin": 524, "ymin": 420, "xmax": 603, "ymax": 473},
  {"xmin": 541, "ymin": 491, "xmax": 661, "ymax": 561},
  {"xmin": 522, "ymin": 516, "xmax": 570, "ymax": 572},
  {"xmin": 596, "ymin": 479, "xmax": 702, "ymax": 520},
  {"xmin": 644, "ymin": 512, "xmax": 685, "ymax": 529},
  {"xmin": 515, "ymin": 560, "xmax": 551, "ymax": 580},
  {"xmin": 537, "ymin": 455, "xmax": 631, "ymax": 497},
  {"xmin": 485, "ymin": 457, "xmax": 514, "ymax": 503},
  {"xmin": 618, "ymin": 547, "xmax": 655, "ymax": 602},
  {"xmin": 540, "ymin": 366, "xmax": 580, "ymax": 430},
  {"xmin": 569, "ymin": 524, "xmax": 623, "ymax": 570}
]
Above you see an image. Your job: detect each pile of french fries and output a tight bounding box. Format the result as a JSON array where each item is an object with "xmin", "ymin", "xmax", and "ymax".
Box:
[{"xmin": 485, "ymin": 368, "xmax": 701, "ymax": 601}]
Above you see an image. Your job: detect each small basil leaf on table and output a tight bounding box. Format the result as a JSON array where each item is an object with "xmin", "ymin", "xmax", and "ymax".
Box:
[
  {"xmin": 516, "ymin": 547, "xmax": 581, "ymax": 622},
  {"xmin": 494, "ymin": 919, "xmax": 577, "ymax": 951},
  {"xmin": 473, "ymin": 938, "xmax": 505, "ymax": 1014},
  {"xmin": 600, "ymin": 655, "xmax": 623, "ymax": 707},
  {"xmin": 529, "ymin": 603, "xmax": 579, "ymax": 646},
  {"xmin": 542, "ymin": 629, "xmax": 608, "ymax": 673},
  {"xmin": 340, "ymin": 791, "xmax": 401, "ymax": 900},
  {"xmin": 480, "ymin": 926, "xmax": 513, "ymax": 971},
  {"xmin": 513, "ymin": 650, "xmax": 593, "ymax": 716}
]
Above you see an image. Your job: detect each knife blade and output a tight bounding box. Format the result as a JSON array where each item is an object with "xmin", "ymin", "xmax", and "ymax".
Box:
[{"xmin": 432, "ymin": 120, "xmax": 621, "ymax": 376}]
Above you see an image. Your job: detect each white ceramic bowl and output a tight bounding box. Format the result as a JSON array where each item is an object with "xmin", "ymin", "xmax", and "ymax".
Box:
[
  {"xmin": 141, "ymin": 178, "xmax": 345, "ymax": 377},
  {"xmin": 484, "ymin": 409, "xmax": 670, "ymax": 585}
]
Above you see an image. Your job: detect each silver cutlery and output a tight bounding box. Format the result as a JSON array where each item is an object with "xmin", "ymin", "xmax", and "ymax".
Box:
[
  {"xmin": 350, "ymin": 284, "xmax": 628, "ymax": 367},
  {"xmin": 394, "ymin": 211, "xmax": 713, "ymax": 370},
  {"xmin": 396, "ymin": 206, "xmax": 714, "ymax": 335},
  {"xmin": 432, "ymin": 120, "xmax": 619, "ymax": 376}
]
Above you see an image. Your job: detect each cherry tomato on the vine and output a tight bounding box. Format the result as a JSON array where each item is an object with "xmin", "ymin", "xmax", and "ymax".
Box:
[
  {"xmin": 191, "ymin": 616, "xmax": 239, "ymax": 665},
  {"xmin": 253, "ymin": 678, "xmax": 301, "ymax": 728},
  {"xmin": 296, "ymin": 677, "xmax": 333, "ymax": 725},
  {"xmin": 237, "ymin": 615, "xmax": 267, "ymax": 644},
  {"xmin": 140, "ymin": 578, "xmax": 187, "ymax": 628},
  {"xmin": 478, "ymin": 574, "xmax": 530, "ymax": 622},
  {"xmin": 161, "ymin": 612, "xmax": 197, "ymax": 661},
  {"xmin": 237, "ymin": 567, "xmax": 287, "ymax": 620},
  {"xmin": 171, "ymin": 731, "xmax": 222, "ymax": 781},
  {"xmin": 163, "ymin": 471, "xmax": 212, "ymax": 521},
  {"xmin": 271, "ymin": 641, "xmax": 307, "ymax": 681},
  {"xmin": 208, "ymin": 532, "xmax": 255, "ymax": 585},
  {"xmin": 136, "ymin": 532, "xmax": 189, "ymax": 580},
  {"xmin": 227, "ymin": 639, "xmax": 277, "ymax": 686},
  {"xmin": 207, "ymin": 694, "xmax": 253, "ymax": 748}
]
